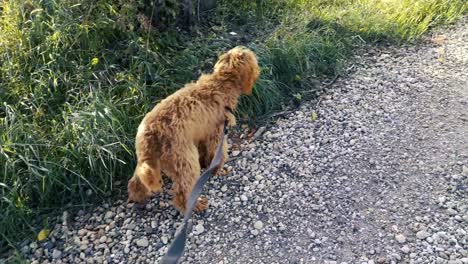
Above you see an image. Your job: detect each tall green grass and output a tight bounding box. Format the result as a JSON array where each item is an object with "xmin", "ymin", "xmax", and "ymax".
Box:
[
  {"xmin": 1, "ymin": 0, "xmax": 466, "ymax": 255},
  {"xmin": 298, "ymin": 0, "xmax": 467, "ymax": 41}
]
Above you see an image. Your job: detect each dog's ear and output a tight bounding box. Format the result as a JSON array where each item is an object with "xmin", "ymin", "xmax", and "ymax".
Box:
[
  {"xmin": 237, "ymin": 49, "xmax": 259, "ymax": 95},
  {"xmin": 241, "ymin": 58, "xmax": 259, "ymax": 95},
  {"xmin": 214, "ymin": 50, "xmax": 243, "ymax": 74}
]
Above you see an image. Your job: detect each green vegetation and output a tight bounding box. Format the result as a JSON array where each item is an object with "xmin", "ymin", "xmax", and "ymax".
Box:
[{"xmin": 1, "ymin": 0, "xmax": 466, "ymax": 254}]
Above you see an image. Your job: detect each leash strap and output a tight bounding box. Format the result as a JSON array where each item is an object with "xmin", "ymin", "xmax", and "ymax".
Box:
[{"xmin": 160, "ymin": 121, "xmax": 228, "ymax": 264}]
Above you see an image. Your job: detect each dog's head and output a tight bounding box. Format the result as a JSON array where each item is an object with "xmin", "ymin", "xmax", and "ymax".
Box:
[
  {"xmin": 128, "ymin": 162, "xmax": 163, "ymax": 204},
  {"xmin": 214, "ymin": 46, "xmax": 260, "ymax": 95},
  {"xmin": 127, "ymin": 175, "xmax": 151, "ymax": 204}
]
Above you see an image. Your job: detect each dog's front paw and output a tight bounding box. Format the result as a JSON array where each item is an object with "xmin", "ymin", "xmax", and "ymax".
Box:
[
  {"xmin": 216, "ymin": 167, "xmax": 231, "ymax": 176},
  {"xmin": 225, "ymin": 112, "xmax": 236, "ymax": 127},
  {"xmin": 194, "ymin": 196, "xmax": 209, "ymax": 212}
]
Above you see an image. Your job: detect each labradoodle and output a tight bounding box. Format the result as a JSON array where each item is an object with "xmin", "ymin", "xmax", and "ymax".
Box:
[{"xmin": 127, "ymin": 46, "xmax": 260, "ymax": 212}]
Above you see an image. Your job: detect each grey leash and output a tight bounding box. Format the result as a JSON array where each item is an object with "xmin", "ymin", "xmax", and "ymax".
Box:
[{"xmin": 160, "ymin": 121, "xmax": 229, "ymax": 264}]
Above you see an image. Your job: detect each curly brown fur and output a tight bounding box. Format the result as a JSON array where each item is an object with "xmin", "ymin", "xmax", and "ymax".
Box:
[{"xmin": 127, "ymin": 46, "xmax": 260, "ymax": 213}]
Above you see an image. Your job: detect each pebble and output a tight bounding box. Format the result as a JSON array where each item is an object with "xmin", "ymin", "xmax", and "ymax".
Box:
[
  {"xmin": 462, "ymin": 166, "xmax": 468, "ymax": 176},
  {"xmin": 401, "ymin": 246, "xmax": 410, "ymax": 254},
  {"xmin": 99, "ymin": 236, "xmax": 107, "ymax": 243},
  {"xmin": 254, "ymin": 127, "xmax": 267, "ymax": 139},
  {"xmin": 278, "ymin": 222, "xmax": 286, "ymax": 231},
  {"xmin": 438, "ymin": 196, "xmax": 446, "ymax": 203},
  {"xmin": 447, "ymin": 208, "xmax": 457, "ymax": 216},
  {"xmin": 254, "ymin": 221, "xmax": 264, "ymax": 230},
  {"xmin": 52, "ymin": 249, "xmax": 62, "ymax": 259},
  {"xmin": 416, "ymin": 230, "xmax": 431, "ymax": 240},
  {"xmin": 194, "ymin": 224, "xmax": 205, "ymax": 235},
  {"xmin": 78, "ymin": 229, "xmax": 87, "ymax": 236},
  {"xmin": 395, "ymin": 234, "xmax": 406, "ymax": 243},
  {"xmin": 136, "ymin": 238, "xmax": 149, "ymax": 247},
  {"xmin": 29, "ymin": 242, "xmax": 38, "ymax": 250},
  {"xmin": 104, "ymin": 211, "xmax": 115, "ymax": 220}
]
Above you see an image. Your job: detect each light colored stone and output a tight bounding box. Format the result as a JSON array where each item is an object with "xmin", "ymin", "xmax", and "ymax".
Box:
[
  {"xmin": 99, "ymin": 236, "xmax": 107, "ymax": 243},
  {"xmin": 52, "ymin": 249, "xmax": 62, "ymax": 259},
  {"xmin": 104, "ymin": 211, "xmax": 115, "ymax": 220},
  {"xmin": 416, "ymin": 230, "xmax": 431, "ymax": 240},
  {"xmin": 194, "ymin": 224, "xmax": 205, "ymax": 235},
  {"xmin": 254, "ymin": 221, "xmax": 264, "ymax": 230},
  {"xmin": 395, "ymin": 234, "xmax": 406, "ymax": 243},
  {"xmin": 401, "ymin": 246, "xmax": 410, "ymax": 254},
  {"xmin": 136, "ymin": 237, "xmax": 149, "ymax": 247}
]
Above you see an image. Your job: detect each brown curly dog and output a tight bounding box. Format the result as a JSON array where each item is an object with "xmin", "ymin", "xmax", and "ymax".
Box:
[{"xmin": 127, "ymin": 46, "xmax": 260, "ymax": 212}]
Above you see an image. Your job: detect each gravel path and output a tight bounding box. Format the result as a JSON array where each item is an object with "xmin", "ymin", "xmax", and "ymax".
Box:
[{"xmin": 20, "ymin": 18, "xmax": 467, "ymax": 264}]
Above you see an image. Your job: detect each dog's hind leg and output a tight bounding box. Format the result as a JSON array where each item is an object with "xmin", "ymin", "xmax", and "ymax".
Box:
[
  {"xmin": 197, "ymin": 143, "xmax": 210, "ymax": 169},
  {"xmin": 165, "ymin": 144, "xmax": 208, "ymax": 213}
]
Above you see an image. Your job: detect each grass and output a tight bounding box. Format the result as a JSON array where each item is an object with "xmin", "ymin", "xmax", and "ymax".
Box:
[{"xmin": 1, "ymin": 0, "xmax": 466, "ymax": 256}]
